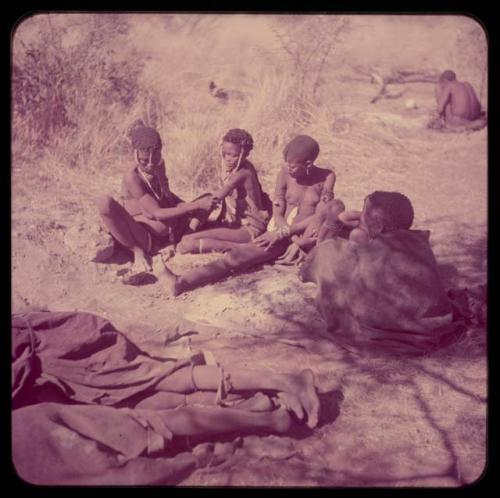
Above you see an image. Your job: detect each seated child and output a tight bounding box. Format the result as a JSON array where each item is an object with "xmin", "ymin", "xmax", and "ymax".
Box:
[{"xmin": 176, "ymin": 128, "xmax": 271, "ymax": 255}]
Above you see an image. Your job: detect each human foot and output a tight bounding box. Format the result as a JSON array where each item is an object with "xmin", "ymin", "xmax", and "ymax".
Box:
[
  {"xmin": 151, "ymin": 255, "xmax": 181, "ymax": 296},
  {"xmin": 288, "ymin": 369, "xmax": 320, "ymax": 429},
  {"xmin": 275, "ymin": 392, "xmax": 305, "ymax": 422},
  {"xmin": 133, "ymin": 246, "xmax": 152, "ymax": 272}
]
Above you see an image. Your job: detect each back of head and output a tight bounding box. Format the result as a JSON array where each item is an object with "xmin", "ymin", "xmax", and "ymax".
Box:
[
  {"xmin": 439, "ymin": 70, "xmax": 456, "ymax": 82},
  {"xmin": 130, "ymin": 126, "xmax": 162, "ymax": 151},
  {"xmin": 367, "ymin": 191, "xmax": 414, "ymax": 232},
  {"xmin": 222, "ymin": 128, "xmax": 254, "ymax": 154},
  {"xmin": 283, "ymin": 135, "xmax": 320, "ymax": 163}
]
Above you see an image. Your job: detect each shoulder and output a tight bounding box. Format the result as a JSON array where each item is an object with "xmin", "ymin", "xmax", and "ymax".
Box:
[
  {"xmin": 313, "ymin": 166, "xmax": 336, "ymax": 182},
  {"xmin": 124, "ymin": 166, "xmax": 139, "ymax": 183},
  {"xmin": 239, "ymin": 160, "xmax": 257, "ymax": 177},
  {"xmin": 123, "ymin": 166, "xmax": 144, "ymax": 190}
]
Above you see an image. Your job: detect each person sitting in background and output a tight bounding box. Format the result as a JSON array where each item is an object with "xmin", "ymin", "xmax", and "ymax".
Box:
[
  {"xmin": 299, "ymin": 191, "xmax": 465, "ymax": 356},
  {"xmin": 433, "ymin": 70, "xmax": 482, "ymax": 126},
  {"xmin": 97, "ymin": 124, "xmax": 218, "ymax": 284},
  {"xmin": 153, "ymin": 134, "xmax": 339, "ymax": 295},
  {"xmin": 176, "ymin": 129, "xmax": 271, "ymax": 255}
]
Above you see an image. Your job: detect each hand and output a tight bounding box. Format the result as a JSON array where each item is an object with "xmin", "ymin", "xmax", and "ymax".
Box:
[
  {"xmin": 254, "ymin": 231, "xmax": 281, "ymax": 251},
  {"xmin": 195, "ymin": 195, "xmax": 219, "ymax": 212},
  {"xmin": 338, "ymin": 210, "xmax": 360, "ymax": 228}
]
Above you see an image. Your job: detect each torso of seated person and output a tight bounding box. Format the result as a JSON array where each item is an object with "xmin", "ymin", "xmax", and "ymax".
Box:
[
  {"xmin": 436, "ymin": 80, "xmax": 481, "ymax": 121},
  {"xmin": 224, "ymin": 160, "xmax": 265, "ymax": 212},
  {"xmin": 277, "ymin": 165, "xmax": 334, "ymax": 223},
  {"xmin": 120, "ymin": 163, "xmax": 178, "ymax": 217}
]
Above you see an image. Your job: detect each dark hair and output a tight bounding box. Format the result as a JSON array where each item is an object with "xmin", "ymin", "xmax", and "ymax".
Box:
[
  {"xmin": 439, "ymin": 70, "xmax": 456, "ymax": 82},
  {"xmin": 222, "ymin": 128, "xmax": 254, "ymax": 154},
  {"xmin": 283, "ymin": 134, "xmax": 320, "ymax": 163},
  {"xmin": 366, "ymin": 191, "xmax": 414, "ymax": 231},
  {"xmin": 129, "ymin": 125, "xmax": 162, "ymax": 151}
]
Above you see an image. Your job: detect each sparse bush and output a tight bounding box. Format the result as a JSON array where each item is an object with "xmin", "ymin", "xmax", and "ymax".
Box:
[{"xmin": 12, "ymin": 14, "xmax": 142, "ymax": 157}]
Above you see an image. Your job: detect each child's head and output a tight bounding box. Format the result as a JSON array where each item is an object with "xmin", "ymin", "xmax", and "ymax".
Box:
[
  {"xmin": 283, "ymin": 135, "xmax": 320, "ymax": 178},
  {"xmin": 130, "ymin": 126, "xmax": 163, "ymax": 173},
  {"xmin": 221, "ymin": 128, "xmax": 254, "ymax": 173},
  {"xmin": 360, "ymin": 191, "xmax": 414, "ymax": 238}
]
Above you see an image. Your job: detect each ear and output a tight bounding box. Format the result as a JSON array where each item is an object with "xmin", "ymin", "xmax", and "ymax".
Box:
[{"xmin": 305, "ymin": 159, "xmax": 313, "ymax": 168}]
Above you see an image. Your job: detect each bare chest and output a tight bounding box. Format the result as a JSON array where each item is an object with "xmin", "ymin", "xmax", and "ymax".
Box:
[{"xmin": 285, "ymin": 179, "xmax": 322, "ymax": 207}]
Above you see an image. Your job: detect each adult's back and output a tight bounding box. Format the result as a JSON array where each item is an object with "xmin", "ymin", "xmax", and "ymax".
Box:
[{"xmin": 448, "ymin": 80, "xmax": 481, "ymax": 121}]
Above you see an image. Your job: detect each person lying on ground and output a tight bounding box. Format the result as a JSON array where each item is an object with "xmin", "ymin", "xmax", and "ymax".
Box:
[
  {"xmin": 299, "ymin": 191, "xmax": 465, "ymax": 355},
  {"xmin": 12, "ymin": 311, "xmax": 321, "ymax": 484},
  {"xmin": 153, "ymin": 134, "xmax": 338, "ymax": 295},
  {"xmin": 433, "ymin": 69, "xmax": 482, "ymax": 126},
  {"xmin": 176, "ymin": 128, "xmax": 271, "ymax": 255},
  {"xmin": 97, "ymin": 124, "xmax": 218, "ymax": 284}
]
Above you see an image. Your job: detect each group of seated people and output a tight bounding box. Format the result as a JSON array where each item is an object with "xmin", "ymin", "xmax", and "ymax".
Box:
[
  {"xmin": 98, "ymin": 84, "xmax": 466, "ymax": 356},
  {"xmin": 11, "ymin": 70, "xmax": 479, "ymax": 485}
]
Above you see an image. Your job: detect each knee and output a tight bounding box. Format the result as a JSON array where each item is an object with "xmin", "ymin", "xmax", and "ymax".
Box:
[
  {"xmin": 224, "ymin": 249, "xmax": 244, "ymax": 269},
  {"xmin": 97, "ymin": 194, "xmax": 115, "ymax": 216},
  {"xmin": 320, "ymin": 199, "xmax": 345, "ymax": 220},
  {"xmin": 176, "ymin": 237, "xmax": 194, "ymax": 254}
]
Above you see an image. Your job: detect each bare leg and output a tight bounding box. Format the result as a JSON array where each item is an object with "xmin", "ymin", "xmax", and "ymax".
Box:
[
  {"xmin": 317, "ymin": 199, "xmax": 346, "ymax": 243},
  {"xmin": 182, "ymin": 238, "xmax": 244, "ymax": 254},
  {"xmin": 152, "ymin": 241, "xmax": 287, "ymax": 296},
  {"xmin": 98, "ymin": 195, "xmax": 151, "ymax": 273},
  {"xmin": 158, "ymin": 405, "xmax": 292, "ymax": 436},
  {"xmin": 136, "ymin": 391, "xmax": 274, "ymax": 412},
  {"xmin": 177, "ymin": 227, "xmax": 252, "ymax": 254},
  {"xmin": 156, "ymin": 365, "xmax": 320, "ymax": 429}
]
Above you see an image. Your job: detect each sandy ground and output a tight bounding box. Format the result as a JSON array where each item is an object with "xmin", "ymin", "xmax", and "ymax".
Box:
[{"xmin": 11, "ymin": 79, "xmax": 487, "ymax": 486}]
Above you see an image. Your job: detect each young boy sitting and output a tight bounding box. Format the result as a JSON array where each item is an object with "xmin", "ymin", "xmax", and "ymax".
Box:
[{"xmin": 176, "ymin": 128, "xmax": 271, "ymax": 255}]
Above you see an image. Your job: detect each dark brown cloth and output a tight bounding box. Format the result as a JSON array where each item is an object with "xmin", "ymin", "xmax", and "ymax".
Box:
[
  {"xmin": 11, "ymin": 311, "xmax": 205, "ymax": 485},
  {"xmin": 12, "ymin": 311, "xmax": 191, "ymax": 408},
  {"xmin": 300, "ymin": 230, "xmax": 465, "ymax": 355}
]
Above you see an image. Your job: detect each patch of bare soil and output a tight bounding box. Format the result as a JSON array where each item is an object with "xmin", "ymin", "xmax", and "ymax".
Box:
[{"xmin": 11, "ymin": 86, "xmax": 487, "ymax": 486}]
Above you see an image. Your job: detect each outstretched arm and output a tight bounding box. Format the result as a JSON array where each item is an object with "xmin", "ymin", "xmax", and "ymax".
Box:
[{"xmin": 125, "ymin": 172, "xmax": 216, "ymax": 222}]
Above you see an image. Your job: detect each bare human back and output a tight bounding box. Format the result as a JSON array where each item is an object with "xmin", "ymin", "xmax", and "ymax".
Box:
[{"xmin": 435, "ymin": 70, "xmax": 482, "ymax": 125}]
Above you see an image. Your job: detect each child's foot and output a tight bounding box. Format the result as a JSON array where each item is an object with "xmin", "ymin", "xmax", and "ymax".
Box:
[
  {"xmin": 133, "ymin": 246, "xmax": 152, "ymax": 272},
  {"xmin": 271, "ymin": 407, "xmax": 292, "ymax": 434},
  {"xmin": 122, "ymin": 248, "xmax": 151, "ymax": 285},
  {"xmin": 152, "ymin": 255, "xmax": 181, "ymax": 296}
]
